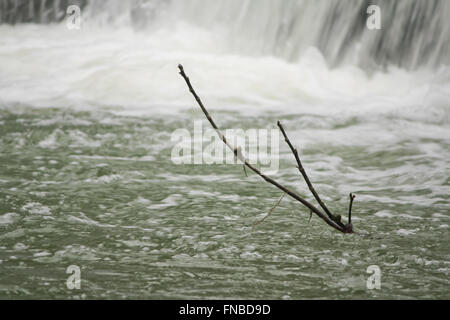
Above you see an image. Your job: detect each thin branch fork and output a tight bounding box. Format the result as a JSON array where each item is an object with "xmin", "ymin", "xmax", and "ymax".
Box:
[
  {"xmin": 277, "ymin": 122, "xmax": 346, "ymax": 230},
  {"xmin": 178, "ymin": 64, "xmax": 355, "ymax": 234}
]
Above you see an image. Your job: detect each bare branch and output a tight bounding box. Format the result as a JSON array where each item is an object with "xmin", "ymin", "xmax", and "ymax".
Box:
[{"xmin": 178, "ymin": 64, "xmax": 348, "ymax": 233}]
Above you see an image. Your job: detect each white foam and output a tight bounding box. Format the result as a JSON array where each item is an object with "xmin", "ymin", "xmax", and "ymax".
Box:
[
  {"xmin": 0, "ymin": 212, "xmax": 19, "ymax": 225},
  {"xmin": 240, "ymin": 251, "xmax": 263, "ymax": 260},
  {"xmin": 0, "ymin": 23, "xmax": 448, "ymax": 120},
  {"xmin": 22, "ymin": 202, "xmax": 51, "ymax": 215},
  {"xmin": 33, "ymin": 251, "xmax": 51, "ymax": 257},
  {"xmin": 147, "ymin": 194, "xmax": 184, "ymax": 210},
  {"xmin": 13, "ymin": 243, "xmax": 28, "ymax": 250},
  {"xmin": 374, "ymin": 211, "xmax": 395, "ymax": 218},
  {"xmin": 396, "ymin": 229, "xmax": 419, "ymax": 236}
]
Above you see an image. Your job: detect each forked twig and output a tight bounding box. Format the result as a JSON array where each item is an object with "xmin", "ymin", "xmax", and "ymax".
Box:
[
  {"xmin": 178, "ymin": 64, "xmax": 354, "ymax": 233},
  {"xmin": 253, "ymin": 193, "xmax": 286, "ymax": 228}
]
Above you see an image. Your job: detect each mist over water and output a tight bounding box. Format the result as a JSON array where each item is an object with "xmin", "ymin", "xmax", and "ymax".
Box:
[{"xmin": 0, "ymin": 0, "xmax": 449, "ymax": 299}]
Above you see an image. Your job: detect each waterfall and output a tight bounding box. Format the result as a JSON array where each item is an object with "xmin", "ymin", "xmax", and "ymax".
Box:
[{"xmin": 0, "ymin": 0, "xmax": 449, "ymax": 70}]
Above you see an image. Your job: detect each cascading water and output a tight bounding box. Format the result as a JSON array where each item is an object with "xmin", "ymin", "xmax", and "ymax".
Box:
[
  {"xmin": 0, "ymin": 0, "xmax": 449, "ymax": 113},
  {"xmin": 1, "ymin": 0, "xmax": 449, "ymax": 70},
  {"xmin": 0, "ymin": 0, "xmax": 87, "ymax": 24},
  {"xmin": 150, "ymin": 0, "xmax": 450, "ymax": 70}
]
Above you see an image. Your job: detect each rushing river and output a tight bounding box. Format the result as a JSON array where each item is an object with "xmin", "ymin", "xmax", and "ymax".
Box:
[{"xmin": 0, "ymin": 0, "xmax": 449, "ymax": 299}]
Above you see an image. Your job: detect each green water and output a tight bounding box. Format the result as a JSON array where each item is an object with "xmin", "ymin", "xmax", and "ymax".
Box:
[{"xmin": 0, "ymin": 107, "xmax": 448, "ymax": 299}]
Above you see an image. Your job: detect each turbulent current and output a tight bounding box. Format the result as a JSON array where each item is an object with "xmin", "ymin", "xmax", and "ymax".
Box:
[{"xmin": 0, "ymin": 0, "xmax": 449, "ymax": 299}]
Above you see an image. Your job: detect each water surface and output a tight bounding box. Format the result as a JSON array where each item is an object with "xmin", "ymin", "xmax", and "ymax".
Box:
[{"xmin": 0, "ymin": 0, "xmax": 449, "ymax": 299}]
